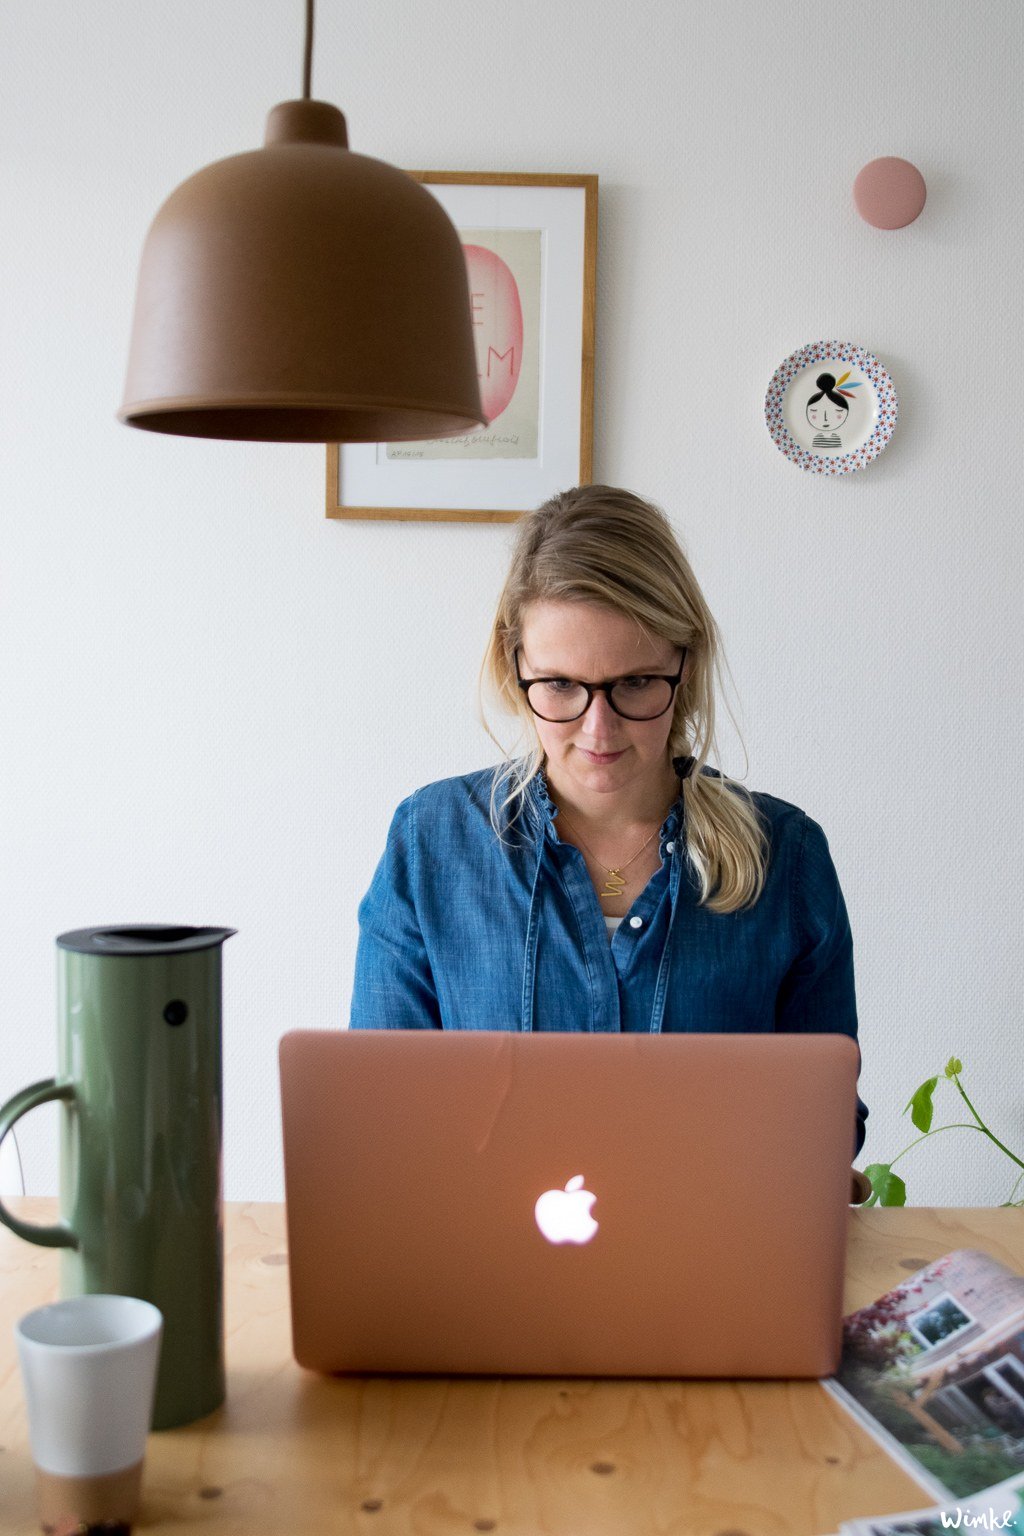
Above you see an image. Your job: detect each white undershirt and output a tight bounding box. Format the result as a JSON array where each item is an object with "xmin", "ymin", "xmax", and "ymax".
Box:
[{"xmin": 603, "ymin": 914, "xmax": 624, "ymax": 942}]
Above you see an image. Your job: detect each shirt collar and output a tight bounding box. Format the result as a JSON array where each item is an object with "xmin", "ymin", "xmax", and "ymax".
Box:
[{"xmin": 525, "ymin": 754, "xmax": 703, "ymax": 851}]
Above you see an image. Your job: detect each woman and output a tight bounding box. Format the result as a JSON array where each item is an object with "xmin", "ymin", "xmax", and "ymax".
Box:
[{"xmin": 350, "ymin": 485, "xmax": 868, "ymax": 1160}]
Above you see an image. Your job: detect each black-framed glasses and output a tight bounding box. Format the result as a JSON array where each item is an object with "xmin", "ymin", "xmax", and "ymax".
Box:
[{"xmin": 515, "ymin": 648, "xmax": 687, "ymax": 723}]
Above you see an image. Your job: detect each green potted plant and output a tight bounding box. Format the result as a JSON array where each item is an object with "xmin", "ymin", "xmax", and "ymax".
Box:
[{"xmin": 857, "ymin": 1057, "xmax": 1024, "ymax": 1207}]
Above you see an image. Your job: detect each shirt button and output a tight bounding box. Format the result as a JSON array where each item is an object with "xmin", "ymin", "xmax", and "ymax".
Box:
[
  {"xmin": 665, "ymin": 841, "xmax": 675, "ymax": 854},
  {"xmin": 629, "ymin": 916, "xmax": 643, "ymax": 930}
]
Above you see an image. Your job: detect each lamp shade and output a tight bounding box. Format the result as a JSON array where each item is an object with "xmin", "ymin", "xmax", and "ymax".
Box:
[{"xmin": 118, "ymin": 100, "xmax": 485, "ymax": 442}]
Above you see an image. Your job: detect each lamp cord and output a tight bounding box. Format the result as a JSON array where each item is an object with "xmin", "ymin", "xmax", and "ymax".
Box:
[{"xmin": 302, "ymin": 0, "xmax": 314, "ymax": 99}]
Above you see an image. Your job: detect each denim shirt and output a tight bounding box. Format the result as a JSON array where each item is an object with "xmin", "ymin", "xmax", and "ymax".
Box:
[{"xmin": 350, "ymin": 761, "xmax": 868, "ymax": 1158}]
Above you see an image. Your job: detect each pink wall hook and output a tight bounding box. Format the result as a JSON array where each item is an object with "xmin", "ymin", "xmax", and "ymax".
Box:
[{"xmin": 853, "ymin": 157, "xmax": 927, "ymax": 229}]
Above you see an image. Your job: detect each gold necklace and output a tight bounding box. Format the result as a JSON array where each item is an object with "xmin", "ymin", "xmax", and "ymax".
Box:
[{"xmin": 557, "ymin": 812, "xmax": 661, "ymax": 901}]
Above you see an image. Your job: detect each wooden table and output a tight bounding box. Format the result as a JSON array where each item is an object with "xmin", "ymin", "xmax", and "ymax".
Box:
[{"xmin": 2, "ymin": 1200, "xmax": 1020, "ymax": 1535}]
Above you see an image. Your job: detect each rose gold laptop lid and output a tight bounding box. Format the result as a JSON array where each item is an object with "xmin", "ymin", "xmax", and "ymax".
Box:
[{"xmin": 279, "ymin": 1031, "xmax": 859, "ymax": 1379}]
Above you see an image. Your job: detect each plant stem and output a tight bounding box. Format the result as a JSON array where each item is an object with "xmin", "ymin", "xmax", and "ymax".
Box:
[
  {"xmin": 888, "ymin": 1122, "xmax": 987, "ymax": 1169},
  {"xmin": 951, "ymin": 1077, "xmax": 1024, "ymax": 1171}
]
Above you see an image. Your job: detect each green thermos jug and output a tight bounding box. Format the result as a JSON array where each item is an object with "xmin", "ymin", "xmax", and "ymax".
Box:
[{"xmin": 0, "ymin": 924, "xmax": 236, "ymax": 1430}]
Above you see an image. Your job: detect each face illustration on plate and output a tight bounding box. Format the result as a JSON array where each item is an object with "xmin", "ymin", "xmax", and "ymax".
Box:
[{"xmin": 805, "ymin": 372, "xmax": 854, "ymax": 447}]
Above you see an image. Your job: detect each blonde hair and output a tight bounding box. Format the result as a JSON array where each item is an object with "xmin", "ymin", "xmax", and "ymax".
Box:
[{"xmin": 478, "ymin": 485, "xmax": 769, "ymax": 914}]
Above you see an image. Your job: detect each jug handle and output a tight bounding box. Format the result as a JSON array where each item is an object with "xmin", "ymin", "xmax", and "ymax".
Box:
[{"xmin": 0, "ymin": 1080, "xmax": 79, "ymax": 1248}]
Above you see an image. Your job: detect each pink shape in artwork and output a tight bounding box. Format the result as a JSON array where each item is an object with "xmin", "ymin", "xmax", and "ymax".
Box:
[{"xmin": 463, "ymin": 244, "xmax": 523, "ymax": 423}]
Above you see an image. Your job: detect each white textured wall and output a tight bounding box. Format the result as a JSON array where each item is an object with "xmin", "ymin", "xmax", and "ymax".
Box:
[{"xmin": 1, "ymin": 0, "xmax": 1021, "ymax": 1204}]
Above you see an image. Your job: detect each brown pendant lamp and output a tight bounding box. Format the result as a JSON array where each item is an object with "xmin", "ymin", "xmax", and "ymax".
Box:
[{"xmin": 118, "ymin": 1, "xmax": 484, "ymax": 443}]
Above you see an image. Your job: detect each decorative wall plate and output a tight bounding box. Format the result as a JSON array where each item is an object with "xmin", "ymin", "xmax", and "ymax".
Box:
[{"xmin": 764, "ymin": 340, "xmax": 898, "ymax": 474}]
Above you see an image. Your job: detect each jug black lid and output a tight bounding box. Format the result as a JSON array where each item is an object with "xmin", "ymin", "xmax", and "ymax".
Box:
[{"xmin": 57, "ymin": 925, "xmax": 237, "ymax": 956}]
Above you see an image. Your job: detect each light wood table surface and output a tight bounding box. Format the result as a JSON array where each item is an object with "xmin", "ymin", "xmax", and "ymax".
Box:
[{"xmin": 1, "ymin": 1200, "xmax": 1020, "ymax": 1535}]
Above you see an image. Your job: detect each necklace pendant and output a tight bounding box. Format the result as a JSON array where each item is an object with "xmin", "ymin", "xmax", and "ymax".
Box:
[{"xmin": 601, "ymin": 869, "xmax": 626, "ymax": 899}]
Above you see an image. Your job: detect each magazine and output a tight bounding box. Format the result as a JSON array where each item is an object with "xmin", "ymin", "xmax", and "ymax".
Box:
[
  {"xmin": 837, "ymin": 1467, "xmax": 1024, "ymax": 1535},
  {"xmin": 822, "ymin": 1249, "xmax": 1024, "ymax": 1503}
]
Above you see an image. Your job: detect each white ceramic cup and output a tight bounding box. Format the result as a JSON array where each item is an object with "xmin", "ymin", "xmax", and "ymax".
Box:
[{"xmin": 16, "ymin": 1294, "xmax": 163, "ymax": 1532}]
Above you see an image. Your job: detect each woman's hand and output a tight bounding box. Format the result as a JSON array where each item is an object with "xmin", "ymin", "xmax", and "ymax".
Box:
[{"xmin": 850, "ymin": 1168, "xmax": 873, "ymax": 1204}]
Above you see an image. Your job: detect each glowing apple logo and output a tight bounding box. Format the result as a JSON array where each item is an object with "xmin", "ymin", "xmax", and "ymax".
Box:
[{"xmin": 534, "ymin": 1175, "xmax": 599, "ymax": 1245}]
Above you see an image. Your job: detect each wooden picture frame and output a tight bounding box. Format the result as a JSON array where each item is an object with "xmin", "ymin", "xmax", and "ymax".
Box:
[{"xmin": 325, "ymin": 172, "xmax": 597, "ymax": 523}]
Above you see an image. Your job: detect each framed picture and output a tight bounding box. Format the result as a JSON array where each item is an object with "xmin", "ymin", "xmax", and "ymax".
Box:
[{"xmin": 325, "ymin": 172, "xmax": 597, "ymax": 523}]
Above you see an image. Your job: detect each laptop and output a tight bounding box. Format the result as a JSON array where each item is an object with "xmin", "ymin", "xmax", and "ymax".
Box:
[{"xmin": 278, "ymin": 1030, "xmax": 859, "ymax": 1379}]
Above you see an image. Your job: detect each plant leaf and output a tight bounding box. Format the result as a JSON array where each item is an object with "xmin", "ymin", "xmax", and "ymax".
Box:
[
  {"xmin": 904, "ymin": 1077, "xmax": 938, "ymax": 1133},
  {"xmin": 944, "ymin": 1056, "xmax": 964, "ymax": 1079},
  {"xmin": 863, "ymin": 1163, "xmax": 908, "ymax": 1207}
]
